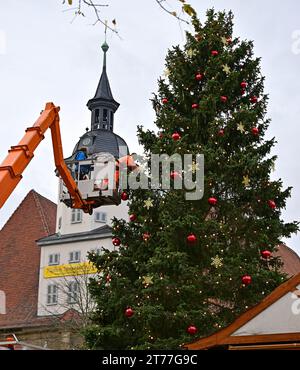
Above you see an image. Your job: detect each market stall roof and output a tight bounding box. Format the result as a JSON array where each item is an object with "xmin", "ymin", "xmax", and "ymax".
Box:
[{"xmin": 184, "ymin": 272, "xmax": 300, "ymax": 350}]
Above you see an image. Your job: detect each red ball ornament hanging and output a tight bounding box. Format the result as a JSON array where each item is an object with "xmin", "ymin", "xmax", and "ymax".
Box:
[
  {"xmin": 211, "ymin": 50, "xmax": 219, "ymax": 56},
  {"xmin": 195, "ymin": 73, "xmax": 203, "ymax": 81},
  {"xmin": 218, "ymin": 129, "xmax": 225, "ymax": 137},
  {"xmin": 170, "ymin": 171, "xmax": 180, "ymax": 180},
  {"xmin": 268, "ymin": 200, "xmax": 276, "ymax": 209},
  {"xmin": 112, "ymin": 237, "xmax": 121, "ymax": 246},
  {"xmin": 192, "ymin": 103, "xmax": 199, "ymax": 109},
  {"xmin": 162, "ymin": 98, "xmax": 169, "ymax": 104},
  {"xmin": 251, "ymin": 127, "xmax": 259, "ymax": 136},
  {"xmin": 129, "ymin": 214, "xmax": 137, "ymax": 222},
  {"xmin": 187, "ymin": 234, "xmax": 197, "ymax": 244},
  {"xmin": 208, "ymin": 197, "xmax": 217, "ymax": 206},
  {"xmin": 261, "ymin": 250, "xmax": 271, "ymax": 259},
  {"xmin": 242, "ymin": 275, "xmax": 252, "ymax": 286},
  {"xmin": 241, "ymin": 89, "xmax": 246, "ymax": 95},
  {"xmin": 172, "ymin": 132, "xmax": 181, "ymax": 141},
  {"xmin": 220, "ymin": 96, "xmax": 228, "ymax": 103},
  {"xmin": 125, "ymin": 307, "xmax": 134, "ymax": 318},
  {"xmin": 121, "ymin": 191, "xmax": 129, "ymax": 201},
  {"xmin": 143, "ymin": 232, "xmax": 151, "ymax": 242},
  {"xmin": 250, "ymin": 96, "xmax": 258, "ymax": 103},
  {"xmin": 240, "ymin": 81, "xmax": 247, "ymax": 88},
  {"xmin": 187, "ymin": 325, "xmax": 198, "ymax": 335}
]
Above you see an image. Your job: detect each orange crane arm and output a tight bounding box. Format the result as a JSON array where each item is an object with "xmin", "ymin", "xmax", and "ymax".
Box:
[{"xmin": 0, "ymin": 102, "xmax": 93, "ymax": 213}]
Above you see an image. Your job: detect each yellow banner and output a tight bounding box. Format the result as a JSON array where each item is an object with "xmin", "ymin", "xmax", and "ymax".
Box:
[{"xmin": 44, "ymin": 261, "xmax": 97, "ymax": 278}]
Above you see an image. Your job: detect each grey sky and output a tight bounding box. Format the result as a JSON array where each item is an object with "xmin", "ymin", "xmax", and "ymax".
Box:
[{"xmin": 0, "ymin": 0, "xmax": 299, "ymax": 253}]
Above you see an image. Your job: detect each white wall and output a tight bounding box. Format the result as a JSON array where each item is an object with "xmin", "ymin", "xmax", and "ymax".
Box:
[
  {"xmin": 56, "ymin": 199, "xmax": 129, "ymax": 235},
  {"xmin": 37, "ymin": 237, "xmax": 114, "ymax": 316}
]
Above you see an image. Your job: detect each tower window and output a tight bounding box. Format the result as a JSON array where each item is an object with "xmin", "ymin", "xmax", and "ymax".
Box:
[
  {"xmin": 103, "ymin": 109, "xmax": 108, "ymax": 122},
  {"xmin": 95, "ymin": 109, "xmax": 100, "ymax": 123},
  {"xmin": 110, "ymin": 111, "xmax": 114, "ymax": 130}
]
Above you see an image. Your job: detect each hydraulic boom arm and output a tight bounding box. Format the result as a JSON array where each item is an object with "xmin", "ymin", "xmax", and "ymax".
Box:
[{"xmin": 0, "ymin": 102, "xmax": 93, "ymax": 213}]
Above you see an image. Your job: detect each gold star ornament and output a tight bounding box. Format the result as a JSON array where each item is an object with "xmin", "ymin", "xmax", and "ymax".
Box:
[
  {"xmin": 211, "ymin": 255, "xmax": 223, "ymax": 268},
  {"xmin": 237, "ymin": 123, "xmax": 245, "ymax": 133},
  {"xmin": 188, "ymin": 161, "xmax": 200, "ymax": 174},
  {"xmin": 144, "ymin": 198, "xmax": 154, "ymax": 210},
  {"xmin": 222, "ymin": 64, "xmax": 231, "ymax": 74},
  {"xmin": 187, "ymin": 48, "xmax": 197, "ymax": 58},
  {"xmin": 142, "ymin": 276, "xmax": 153, "ymax": 285},
  {"xmin": 242, "ymin": 175, "xmax": 250, "ymax": 188}
]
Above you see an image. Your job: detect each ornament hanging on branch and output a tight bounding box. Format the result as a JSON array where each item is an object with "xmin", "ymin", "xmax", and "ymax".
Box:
[
  {"xmin": 268, "ymin": 200, "xmax": 276, "ymax": 209},
  {"xmin": 192, "ymin": 103, "xmax": 199, "ymax": 109},
  {"xmin": 143, "ymin": 232, "xmax": 151, "ymax": 242},
  {"xmin": 208, "ymin": 197, "xmax": 218, "ymax": 206},
  {"xmin": 125, "ymin": 307, "xmax": 134, "ymax": 318},
  {"xmin": 162, "ymin": 98, "xmax": 169, "ymax": 104},
  {"xmin": 129, "ymin": 214, "xmax": 137, "ymax": 222},
  {"xmin": 211, "ymin": 255, "xmax": 223, "ymax": 268},
  {"xmin": 242, "ymin": 275, "xmax": 252, "ymax": 286},
  {"xmin": 261, "ymin": 250, "xmax": 271, "ymax": 259},
  {"xmin": 144, "ymin": 198, "xmax": 154, "ymax": 210},
  {"xmin": 251, "ymin": 127, "xmax": 259, "ymax": 136},
  {"xmin": 220, "ymin": 96, "xmax": 228, "ymax": 103},
  {"xmin": 211, "ymin": 50, "xmax": 219, "ymax": 56},
  {"xmin": 121, "ymin": 191, "xmax": 129, "ymax": 201},
  {"xmin": 195, "ymin": 73, "xmax": 203, "ymax": 81},
  {"xmin": 187, "ymin": 325, "xmax": 197, "ymax": 335},
  {"xmin": 172, "ymin": 132, "xmax": 181, "ymax": 141},
  {"xmin": 112, "ymin": 237, "xmax": 121, "ymax": 247},
  {"xmin": 187, "ymin": 233, "xmax": 197, "ymax": 244}
]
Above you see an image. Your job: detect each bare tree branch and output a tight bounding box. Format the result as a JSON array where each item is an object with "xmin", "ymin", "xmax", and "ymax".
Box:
[{"xmin": 155, "ymin": 0, "xmax": 190, "ymax": 24}]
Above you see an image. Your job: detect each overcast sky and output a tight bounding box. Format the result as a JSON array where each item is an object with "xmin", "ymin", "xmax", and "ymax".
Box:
[{"xmin": 0, "ymin": 0, "xmax": 299, "ymax": 253}]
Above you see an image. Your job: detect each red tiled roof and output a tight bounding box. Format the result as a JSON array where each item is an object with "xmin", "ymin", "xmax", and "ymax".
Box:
[{"xmin": 0, "ymin": 190, "xmax": 56, "ymax": 329}]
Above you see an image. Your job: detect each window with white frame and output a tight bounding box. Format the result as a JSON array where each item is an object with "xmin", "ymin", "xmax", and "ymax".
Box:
[
  {"xmin": 94, "ymin": 211, "xmax": 107, "ymax": 223},
  {"xmin": 67, "ymin": 281, "xmax": 79, "ymax": 304},
  {"xmin": 69, "ymin": 251, "xmax": 81, "ymax": 263},
  {"xmin": 48, "ymin": 253, "xmax": 60, "ymax": 266},
  {"xmin": 47, "ymin": 284, "xmax": 58, "ymax": 305},
  {"xmin": 71, "ymin": 209, "xmax": 82, "ymax": 224}
]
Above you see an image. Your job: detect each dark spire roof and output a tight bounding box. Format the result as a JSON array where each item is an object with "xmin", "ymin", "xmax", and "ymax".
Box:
[{"xmin": 87, "ymin": 42, "xmax": 119, "ymax": 112}]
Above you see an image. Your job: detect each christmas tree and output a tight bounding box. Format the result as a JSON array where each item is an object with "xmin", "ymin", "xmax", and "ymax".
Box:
[{"xmin": 85, "ymin": 9, "xmax": 298, "ymax": 350}]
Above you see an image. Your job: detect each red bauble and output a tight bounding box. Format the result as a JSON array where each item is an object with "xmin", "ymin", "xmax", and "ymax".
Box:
[
  {"xmin": 129, "ymin": 214, "xmax": 137, "ymax": 222},
  {"xmin": 208, "ymin": 197, "xmax": 217, "ymax": 206},
  {"xmin": 172, "ymin": 132, "xmax": 181, "ymax": 141},
  {"xmin": 143, "ymin": 232, "xmax": 151, "ymax": 241},
  {"xmin": 240, "ymin": 81, "xmax": 247, "ymax": 88},
  {"xmin": 162, "ymin": 98, "xmax": 168, "ymax": 104},
  {"xmin": 220, "ymin": 96, "xmax": 228, "ymax": 103},
  {"xmin": 268, "ymin": 200, "xmax": 276, "ymax": 209},
  {"xmin": 121, "ymin": 191, "xmax": 129, "ymax": 201},
  {"xmin": 251, "ymin": 127, "xmax": 259, "ymax": 136},
  {"xmin": 261, "ymin": 250, "xmax": 271, "ymax": 259},
  {"xmin": 192, "ymin": 103, "xmax": 199, "ymax": 109},
  {"xmin": 211, "ymin": 50, "xmax": 219, "ymax": 56},
  {"xmin": 250, "ymin": 96, "xmax": 258, "ymax": 103},
  {"xmin": 170, "ymin": 171, "xmax": 180, "ymax": 179},
  {"xmin": 241, "ymin": 89, "xmax": 246, "ymax": 95},
  {"xmin": 187, "ymin": 325, "xmax": 197, "ymax": 335},
  {"xmin": 195, "ymin": 73, "xmax": 203, "ymax": 81},
  {"xmin": 242, "ymin": 275, "xmax": 252, "ymax": 286},
  {"xmin": 112, "ymin": 237, "xmax": 121, "ymax": 246},
  {"xmin": 125, "ymin": 307, "xmax": 134, "ymax": 318},
  {"xmin": 187, "ymin": 234, "xmax": 197, "ymax": 244},
  {"xmin": 218, "ymin": 129, "xmax": 225, "ymax": 137}
]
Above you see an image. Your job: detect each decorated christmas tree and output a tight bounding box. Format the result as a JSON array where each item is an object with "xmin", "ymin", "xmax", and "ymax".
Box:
[{"xmin": 85, "ymin": 9, "xmax": 298, "ymax": 350}]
